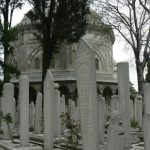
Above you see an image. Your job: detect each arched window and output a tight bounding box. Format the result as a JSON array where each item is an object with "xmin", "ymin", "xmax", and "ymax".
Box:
[
  {"xmin": 34, "ymin": 57, "xmax": 40, "ymax": 69},
  {"xmin": 95, "ymin": 58, "xmax": 99, "ymax": 70}
]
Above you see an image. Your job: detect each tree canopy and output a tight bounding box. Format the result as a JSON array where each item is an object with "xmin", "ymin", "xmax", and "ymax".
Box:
[
  {"xmin": 94, "ymin": 0, "xmax": 150, "ymax": 95},
  {"xmin": 0, "ymin": 0, "xmax": 24, "ymax": 83},
  {"xmin": 27, "ymin": 0, "xmax": 90, "ymax": 91}
]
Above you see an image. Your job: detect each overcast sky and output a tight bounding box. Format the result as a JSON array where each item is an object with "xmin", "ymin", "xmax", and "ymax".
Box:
[{"xmin": 12, "ymin": 3, "xmax": 138, "ymax": 90}]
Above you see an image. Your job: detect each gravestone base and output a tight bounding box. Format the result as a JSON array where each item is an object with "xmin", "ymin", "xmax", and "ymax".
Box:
[{"xmin": 0, "ymin": 140, "xmax": 43, "ymax": 150}]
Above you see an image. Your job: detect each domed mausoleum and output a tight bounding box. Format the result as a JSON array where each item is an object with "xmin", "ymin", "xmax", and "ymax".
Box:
[{"xmin": 9, "ymin": 10, "xmax": 118, "ymax": 105}]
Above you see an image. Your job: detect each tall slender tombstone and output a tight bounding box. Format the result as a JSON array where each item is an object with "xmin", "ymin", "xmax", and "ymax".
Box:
[
  {"xmin": 2, "ymin": 83, "xmax": 14, "ymax": 139},
  {"xmin": 76, "ymin": 39, "xmax": 99, "ymax": 150},
  {"xmin": 44, "ymin": 69, "xmax": 54, "ymax": 150},
  {"xmin": 29, "ymin": 101, "xmax": 35, "ymax": 129},
  {"xmin": 34, "ymin": 92, "xmax": 42, "ymax": 134},
  {"xmin": 12, "ymin": 98, "xmax": 16, "ymax": 130},
  {"xmin": 53, "ymin": 84, "xmax": 61, "ymax": 137},
  {"xmin": 111, "ymin": 95, "xmax": 120, "ymax": 113},
  {"xmin": 143, "ymin": 83, "xmax": 150, "ymax": 150},
  {"xmin": 69, "ymin": 99, "xmax": 76, "ymax": 120},
  {"xmin": 136, "ymin": 95, "xmax": 143, "ymax": 129},
  {"xmin": 60, "ymin": 95, "xmax": 66, "ymax": 135},
  {"xmin": 19, "ymin": 76, "xmax": 29, "ymax": 146},
  {"xmin": 129, "ymin": 100, "xmax": 134, "ymax": 121},
  {"xmin": 60, "ymin": 95, "xmax": 66, "ymax": 114},
  {"xmin": 117, "ymin": 62, "xmax": 131, "ymax": 149},
  {"xmin": 0, "ymin": 97, "xmax": 2, "ymax": 131},
  {"xmin": 98, "ymin": 94, "xmax": 106, "ymax": 145},
  {"xmin": 134, "ymin": 97, "xmax": 138, "ymax": 122}
]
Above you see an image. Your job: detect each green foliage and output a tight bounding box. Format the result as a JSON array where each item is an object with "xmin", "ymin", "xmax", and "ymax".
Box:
[
  {"xmin": 2, "ymin": 113, "xmax": 13, "ymax": 125},
  {"xmin": 0, "ymin": 0, "xmax": 23, "ymax": 83},
  {"xmin": 27, "ymin": 0, "xmax": 91, "ymax": 90},
  {"xmin": 130, "ymin": 82, "xmax": 137, "ymax": 101},
  {"xmin": 131, "ymin": 119, "xmax": 138, "ymax": 128},
  {"xmin": 60, "ymin": 112, "xmax": 81, "ymax": 150}
]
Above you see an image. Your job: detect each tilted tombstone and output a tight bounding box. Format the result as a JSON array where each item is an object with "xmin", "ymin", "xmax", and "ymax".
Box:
[
  {"xmin": 117, "ymin": 62, "xmax": 131, "ymax": 148},
  {"xmin": 19, "ymin": 76, "xmax": 29, "ymax": 146},
  {"xmin": 98, "ymin": 94, "xmax": 106, "ymax": 145},
  {"xmin": 1, "ymin": 83, "xmax": 15, "ymax": 139},
  {"xmin": 76, "ymin": 39, "xmax": 99, "ymax": 150},
  {"xmin": 44, "ymin": 69, "xmax": 55, "ymax": 150},
  {"xmin": 143, "ymin": 83, "xmax": 150, "ymax": 150},
  {"xmin": 34, "ymin": 92, "xmax": 42, "ymax": 134}
]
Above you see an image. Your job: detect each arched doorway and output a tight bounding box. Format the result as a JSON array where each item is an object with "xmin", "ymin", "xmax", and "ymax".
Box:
[
  {"xmin": 29, "ymin": 87, "xmax": 37, "ymax": 104},
  {"xmin": 59, "ymin": 85, "xmax": 70, "ymax": 105},
  {"xmin": 103, "ymin": 87, "xmax": 112, "ymax": 107}
]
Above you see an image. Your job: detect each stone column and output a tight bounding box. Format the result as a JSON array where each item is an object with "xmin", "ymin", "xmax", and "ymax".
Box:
[
  {"xmin": 76, "ymin": 39, "xmax": 99, "ymax": 150},
  {"xmin": 34, "ymin": 92, "xmax": 42, "ymax": 134},
  {"xmin": 44, "ymin": 70, "xmax": 54, "ymax": 150},
  {"xmin": 117, "ymin": 62, "xmax": 131, "ymax": 149},
  {"xmin": 143, "ymin": 83, "xmax": 150, "ymax": 150},
  {"xmin": 2, "ymin": 83, "xmax": 14, "ymax": 139},
  {"xmin": 19, "ymin": 76, "xmax": 29, "ymax": 146}
]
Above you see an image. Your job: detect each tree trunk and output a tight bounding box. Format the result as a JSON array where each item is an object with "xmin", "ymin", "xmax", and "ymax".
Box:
[{"xmin": 136, "ymin": 64, "xmax": 144, "ymax": 96}]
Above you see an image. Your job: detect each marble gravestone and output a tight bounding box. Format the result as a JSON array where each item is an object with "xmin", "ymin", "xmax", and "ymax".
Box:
[
  {"xmin": 143, "ymin": 83, "xmax": 150, "ymax": 150},
  {"xmin": 53, "ymin": 84, "xmax": 61, "ymax": 137},
  {"xmin": 76, "ymin": 39, "xmax": 99, "ymax": 150},
  {"xmin": 107, "ymin": 111, "xmax": 124, "ymax": 150},
  {"xmin": 1, "ymin": 83, "xmax": 15, "ymax": 140},
  {"xmin": 44, "ymin": 70, "xmax": 55, "ymax": 150},
  {"xmin": 34, "ymin": 92, "xmax": 42, "ymax": 134},
  {"xmin": 29, "ymin": 101, "xmax": 35, "ymax": 129},
  {"xmin": 136, "ymin": 95, "xmax": 143, "ymax": 129},
  {"xmin": 19, "ymin": 76, "xmax": 29, "ymax": 146},
  {"xmin": 117, "ymin": 62, "xmax": 131, "ymax": 149},
  {"xmin": 98, "ymin": 94, "xmax": 106, "ymax": 145}
]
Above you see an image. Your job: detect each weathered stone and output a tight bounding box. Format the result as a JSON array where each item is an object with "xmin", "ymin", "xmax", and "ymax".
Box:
[
  {"xmin": 29, "ymin": 101, "xmax": 35, "ymax": 129},
  {"xmin": 129, "ymin": 100, "xmax": 134, "ymax": 121},
  {"xmin": 44, "ymin": 70, "xmax": 54, "ymax": 150},
  {"xmin": 19, "ymin": 76, "xmax": 29, "ymax": 146},
  {"xmin": 111, "ymin": 95, "xmax": 120, "ymax": 113},
  {"xmin": 143, "ymin": 83, "xmax": 150, "ymax": 150},
  {"xmin": 2, "ymin": 83, "xmax": 14, "ymax": 140},
  {"xmin": 69, "ymin": 99, "xmax": 76, "ymax": 120},
  {"xmin": 136, "ymin": 95, "xmax": 143, "ymax": 129},
  {"xmin": 53, "ymin": 84, "xmax": 61, "ymax": 137},
  {"xmin": 107, "ymin": 111, "xmax": 124, "ymax": 150},
  {"xmin": 34, "ymin": 92, "xmax": 42, "ymax": 134},
  {"xmin": 76, "ymin": 39, "xmax": 99, "ymax": 150},
  {"xmin": 98, "ymin": 94, "xmax": 106, "ymax": 145},
  {"xmin": 117, "ymin": 62, "xmax": 131, "ymax": 148},
  {"xmin": 60, "ymin": 95, "xmax": 66, "ymax": 135}
]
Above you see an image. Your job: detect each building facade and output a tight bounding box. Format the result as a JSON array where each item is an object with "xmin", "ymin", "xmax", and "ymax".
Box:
[{"xmin": 10, "ymin": 10, "xmax": 118, "ymax": 105}]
